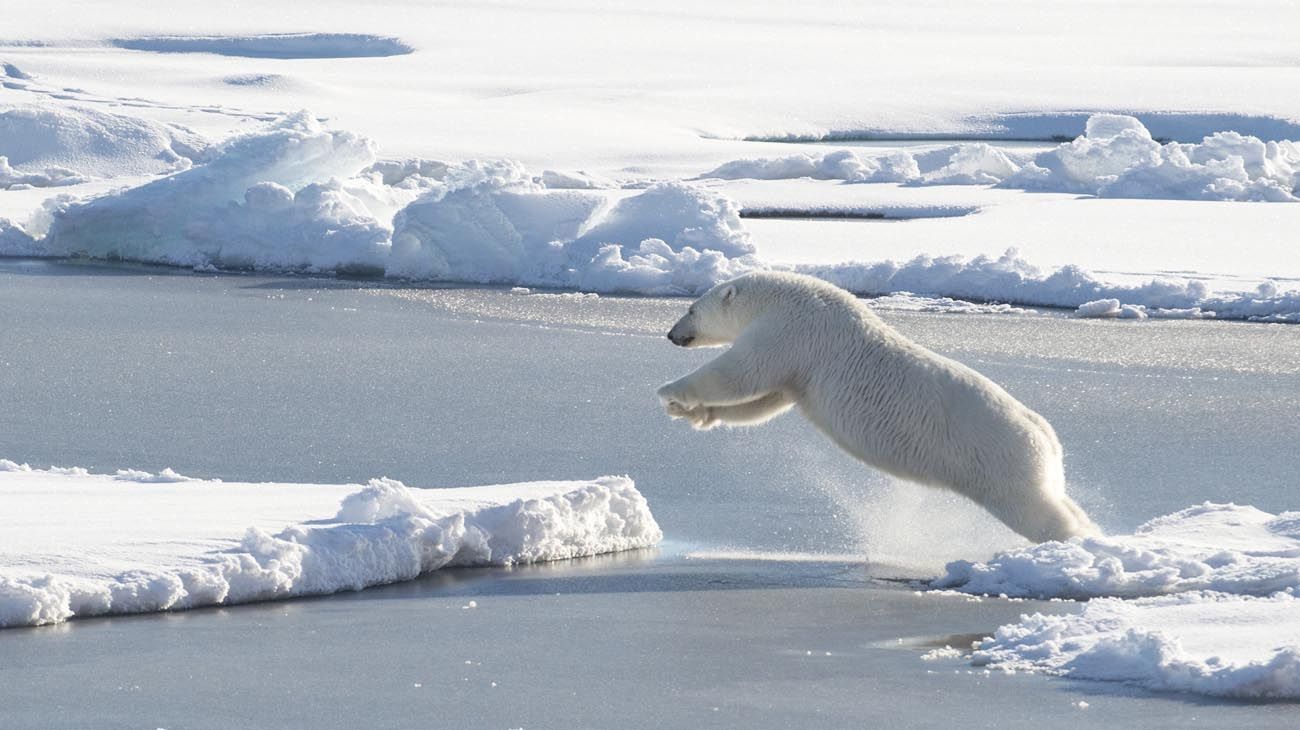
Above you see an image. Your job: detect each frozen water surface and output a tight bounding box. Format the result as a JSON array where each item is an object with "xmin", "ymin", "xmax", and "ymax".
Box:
[{"xmin": 1, "ymin": 260, "xmax": 1299, "ymax": 726}]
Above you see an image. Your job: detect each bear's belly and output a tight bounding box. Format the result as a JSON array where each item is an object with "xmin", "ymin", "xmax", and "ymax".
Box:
[{"xmin": 795, "ymin": 399, "xmax": 953, "ymax": 487}]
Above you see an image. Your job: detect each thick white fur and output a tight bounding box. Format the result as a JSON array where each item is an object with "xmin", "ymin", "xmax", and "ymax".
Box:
[{"xmin": 658, "ymin": 271, "xmax": 1100, "ymax": 543}]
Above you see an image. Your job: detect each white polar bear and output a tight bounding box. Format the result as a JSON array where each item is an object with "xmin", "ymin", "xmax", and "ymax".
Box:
[{"xmin": 657, "ymin": 271, "xmax": 1099, "ymax": 543}]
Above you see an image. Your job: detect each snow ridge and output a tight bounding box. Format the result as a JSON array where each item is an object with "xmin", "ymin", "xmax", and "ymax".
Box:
[
  {"xmin": 706, "ymin": 115, "xmax": 1300, "ymax": 202},
  {"xmin": 0, "ymin": 464, "xmax": 661, "ymax": 628}
]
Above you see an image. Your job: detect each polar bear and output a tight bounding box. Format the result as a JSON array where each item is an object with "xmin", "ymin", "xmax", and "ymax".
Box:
[{"xmin": 657, "ymin": 271, "xmax": 1099, "ymax": 543}]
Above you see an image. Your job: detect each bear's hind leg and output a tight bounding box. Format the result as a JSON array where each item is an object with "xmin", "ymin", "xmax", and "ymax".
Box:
[{"xmin": 976, "ymin": 486, "xmax": 1100, "ymax": 543}]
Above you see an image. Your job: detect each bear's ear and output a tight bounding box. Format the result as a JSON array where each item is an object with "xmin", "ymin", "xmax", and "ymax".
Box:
[{"xmin": 720, "ymin": 284, "xmax": 736, "ymax": 304}]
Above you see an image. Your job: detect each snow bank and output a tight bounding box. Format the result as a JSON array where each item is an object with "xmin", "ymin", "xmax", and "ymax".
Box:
[
  {"xmin": 704, "ymin": 115, "xmax": 1300, "ymax": 202},
  {"xmin": 41, "ymin": 112, "xmax": 390, "ymax": 271},
  {"xmin": 0, "ymin": 218, "xmax": 40, "ymax": 255},
  {"xmin": 9, "ymin": 111, "xmax": 1298, "ymax": 314},
  {"xmin": 389, "ymin": 169, "xmax": 760, "ymax": 293},
  {"xmin": 110, "ymin": 33, "xmax": 414, "ymax": 59},
  {"xmin": 703, "ymin": 148, "xmax": 917, "ymax": 184},
  {"xmin": 936, "ymin": 502, "xmax": 1300, "ymax": 600},
  {"xmin": 17, "ymin": 113, "xmax": 761, "ymax": 293},
  {"xmin": 0, "ymin": 461, "xmax": 660, "ymax": 628},
  {"xmin": 972, "ymin": 592, "xmax": 1300, "ymax": 699},
  {"xmin": 804, "ymin": 250, "xmax": 1300, "ymax": 323},
  {"xmin": 0, "ymin": 105, "xmax": 206, "ymax": 183}
]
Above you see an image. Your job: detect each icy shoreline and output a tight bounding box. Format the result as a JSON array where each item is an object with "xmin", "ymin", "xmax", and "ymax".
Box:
[
  {"xmin": 0, "ymin": 461, "xmax": 662, "ymax": 628},
  {"xmin": 2, "ymin": 107, "xmax": 1298, "ymax": 320}
]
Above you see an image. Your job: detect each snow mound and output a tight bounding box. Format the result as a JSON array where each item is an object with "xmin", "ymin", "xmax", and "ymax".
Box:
[
  {"xmin": 702, "ymin": 148, "xmax": 917, "ymax": 184},
  {"xmin": 0, "ymin": 462, "xmax": 661, "ymax": 628},
  {"xmin": 1074, "ymin": 298, "xmax": 1216, "ymax": 320},
  {"xmin": 936, "ymin": 503, "xmax": 1300, "ymax": 600},
  {"xmin": 704, "ymin": 115, "xmax": 1300, "ymax": 202},
  {"xmin": 388, "ymin": 176, "xmax": 760, "ymax": 293},
  {"xmin": 1007, "ymin": 115, "xmax": 1300, "ymax": 201},
  {"xmin": 0, "ymin": 218, "xmax": 40, "ymax": 255},
  {"xmin": 110, "ymin": 33, "xmax": 414, "ymax": 59},
  {"xmin": 41, "ymin": 112, "xmax": 389, "ymax": 271},
  {"xmin": 0, "ymin": 105, "xmax": 206, "ymax": 183},
  {"xmin": 972, "ymin": 591, "xmax": 1300, "ymax": 699}
]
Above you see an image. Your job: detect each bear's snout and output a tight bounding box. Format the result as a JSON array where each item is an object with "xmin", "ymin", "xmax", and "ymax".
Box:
[{"xmin": 668, "ymin": 331, "xmax": 694, "ymax": 347}]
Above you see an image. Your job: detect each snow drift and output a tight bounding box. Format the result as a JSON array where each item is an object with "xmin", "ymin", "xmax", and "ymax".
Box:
[
  {"xmin": 931, "ymin": 502, "xmax": 1300, "ymax": 698},
  {"xmin": 0, "ymin": 460, "xmax": 661, "ymax": 628},
  {"xmin": 0, "ymin": 105, "xmax": 207, "ymax": 185},
  {"xmin": 704, "ymin": 115, "xmax": 1300, "ymax": 202},
  {"xmin": 39, "ymin": 111, "xmax": 388, "ymax": 270},
  {"xmin": 388, "ymin": 166, "xmax": 760, "ymax": 293}
]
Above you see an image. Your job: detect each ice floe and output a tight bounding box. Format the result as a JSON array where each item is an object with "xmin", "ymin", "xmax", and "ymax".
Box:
[
  {"xmin": 0, "ymin": 460, "xmax": 661, "ymax": 628},
  {"xmin": 972, "ymin": 591, "xmax": 1300, "ymax": 699},
  {"xmin": 930, "ymin": 502, "xmax": 1300, "ymax": 698}
]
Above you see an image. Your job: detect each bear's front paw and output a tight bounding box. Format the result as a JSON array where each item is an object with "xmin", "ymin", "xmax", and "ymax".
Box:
[
  {"xmin": 664, "ymin": 400, "xmax": 693, "ymax": 419},
  {"xmin": 657, "ymin": 381, "xmax": 698, "ymax": 410},
  {"xmin": 688, "ymin": 406, "xmax": 719, "ymax": 431}
]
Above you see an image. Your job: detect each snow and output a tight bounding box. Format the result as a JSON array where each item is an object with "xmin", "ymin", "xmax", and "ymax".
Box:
[
  {"xmin": 0, "ymin": 105, "xmax": 206, "ymax": 182},
  {"xmin": 0, "ymin": 103, "xmax": 1292, "ymax": 315},
  {"xmin": 704, "ymin": 116, "xmax": 1300, "ymax": 202},
  {"xmin": 932, "ymin": 502, "xmax": 1300, "ymax": 698},
  {"xmin": 972, "ymin": 592, "xmax": 1300, "ymax": 699},
  {"xmin": 1074, "ymin": 298, "xmax": 1217, "ymax": 320},
  {"xmin": 804, "ymin": 250, "xmax": 1300, "ymax": 323},
  {"xmin": 39, "ymin": 112, "xmax": 388, "ymax": 270},
  {"xmin": 390, "ymin": 176, "xmax": 760, "ymax": 292},
  {"xmin": 936, "ymin": 502, "xmax": 1300, "ymax": 600},
  {"xmin": 0, "ymin": 461, "xmax": 661, "ymax": 628}
]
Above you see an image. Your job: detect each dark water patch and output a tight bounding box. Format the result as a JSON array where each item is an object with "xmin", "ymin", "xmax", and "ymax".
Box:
[{"xmin": 111, "ymin": 33, "xmax": 414, "ymax": 60}]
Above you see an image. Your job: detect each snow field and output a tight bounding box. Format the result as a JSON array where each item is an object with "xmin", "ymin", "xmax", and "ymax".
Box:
[{"xmin": 0, "ymin": 460, "xmax": 661, "ymax": 628}]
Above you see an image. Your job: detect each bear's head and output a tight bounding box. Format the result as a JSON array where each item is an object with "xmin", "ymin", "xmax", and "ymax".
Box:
[{"xmin": 667, "ymin": 278, "xmax": 747, "ymax": 348}]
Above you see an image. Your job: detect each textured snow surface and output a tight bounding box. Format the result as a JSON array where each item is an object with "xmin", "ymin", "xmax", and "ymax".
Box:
[
  {"xmin": 973, "ymin": 592, "xmax": 1300, "ymax": 699},
  {"xmin": 931, "ymin": 503, "xmax": 1300, "ymax": 698},
  {"xmin": 704, "ymin": 116, "xmax": 1300, "ymax": 202},
  {"xmin": 0, "ymin": 460, "xmax": 661, "ymax": 628},
  {"xmin": 937, "ymin": 502, "xmax": 1300, "ymax": 600},
  {"xmin": 0, "ymin": 105, "xmax": 206, "ymax": 184},
  {"xmin": 804, "ymin": 251, "xmax": 1300, "ymax": 323}
]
